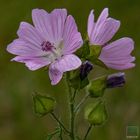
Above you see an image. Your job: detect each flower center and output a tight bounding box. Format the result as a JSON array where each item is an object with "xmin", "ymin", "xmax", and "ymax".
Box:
[
  {"xmin": 41, "ymin": 41, "xmax": 54, "ymax": 52},
  {"xmin": 41, "ymin": 40, "xmax": 64, "ymax": 62}
]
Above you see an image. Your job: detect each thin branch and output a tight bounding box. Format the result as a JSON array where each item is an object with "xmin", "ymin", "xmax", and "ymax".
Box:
[
  {"xmin": 74, "ymin": 93, "xmax": 89, "ymax": 113},
  {"xmin": 83, "ymin": 124, "xmax": 93, "ymax": 140},
  {"xmin": 51, "ymin": 112, "xmax": 70, "ymax": 135}
]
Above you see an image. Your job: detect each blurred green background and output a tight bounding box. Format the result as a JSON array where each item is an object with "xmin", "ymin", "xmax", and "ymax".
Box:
[{"xmin": 0, "ymin": 0, "xmax": 139, "ymax": 140}]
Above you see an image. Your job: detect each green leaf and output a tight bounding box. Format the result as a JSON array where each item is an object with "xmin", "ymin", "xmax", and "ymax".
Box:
[
  {"xmin": 33, "ymin": 94, "xmax": 56, "ymax": 117},
  {"xmin": 85, "ymin": 100, "xmax": 108, "ymax": 125},
  {"xmin": 87, "ymin": 76, "xmax": 107, "ymax": 97}
]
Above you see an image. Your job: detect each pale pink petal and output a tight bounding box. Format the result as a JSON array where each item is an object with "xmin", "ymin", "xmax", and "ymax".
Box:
[
  {"xmin": 89, "ymin": 8, "xmax": 108, "ymax": 43},
  {"xmin": 17, "ymin": 22, "xmax": 44, "ymax": 48},
  {"xmin": 104, "ymin": 63, "xmax": 135, "ymax": 70},
  {"xmin": 90, "ymin": 18, "xmax": 120, "ymax": 45},
  {"xmin": 88, "ymin": 8, "xmax": 120, "ymax": 46},
  {"xmin": 62, "ymin": 15, "xmax": 83, "ymax": 55},
  {"xmin": 49, "ymin": 64, "xmax": 63, "ymax": 85},
  {"xmin": 100, "ymin": 56, "xmax": 135, "ymax": 64},
  {"xmin": 88, "ymin": 10, "xmax": 95, "ymax": 38},
  {"xmin": 32, "ymin": 9, "xmax": 67, "ymax": 43},
  {"xmin": 100, "ymin": 38, "xmax": 134, "ymax": 57},
  {"xmin": 32, "ymin": 9, "xmax": 52, "ymax": 42},
  {"xmin": 7, "ymin": 39, "xmax": 45, "ymax": 57},
  {"xmin": 96, "ymin": 8, "xmax": 109, "ymax": 27},
  {"xmin": 50, "ymin": 9, "xmax": 67, "ymax": 42},
  {"xmin": 7, "ymin": 39, "xmax": 35, "ymax": 56},
  {"xmin": 12, "ymin": 56, "xmax": 50, "ymax": 71},
  {"xmin": 99, "ymin": 37, "xmax": 135, "ymax": 70},
  {"xmin": 52, "ymin": 54, "xmax": 81, "ymax": 72},
  {"xmin": 7, "ymin": 22, "xmax": 47, "ymax": 57},
  {"xmin": 48, "ymin": 54, "xmax": 81, "ymax": 85}
]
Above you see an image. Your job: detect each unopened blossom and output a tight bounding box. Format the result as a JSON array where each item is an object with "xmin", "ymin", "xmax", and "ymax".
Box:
[
  {"xmin": 106, "ymin": 72, "xmax": 125, "ymax": 88},
  {"xmin": 7, "ymin": 9, "xmax": 83, "ymax": 85},
  {"xmin": 88, "ymin": 8, "xmax": 135, "ymax": 70},
  {"xmin": 80, "ymin": 61, "xmax": 93, "ymax": 80}
]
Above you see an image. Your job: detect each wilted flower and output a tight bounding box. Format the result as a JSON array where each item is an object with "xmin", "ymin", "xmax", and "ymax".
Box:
[
  {"xmin": 7, "ymin": 9, "xmax": 83, "ymax": 85},
  {"xmin": 87, "ymin": 8, "xmax": 135, "ymax": 70}
]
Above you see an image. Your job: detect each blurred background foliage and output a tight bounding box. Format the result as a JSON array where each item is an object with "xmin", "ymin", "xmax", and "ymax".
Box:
[{"xmin": 0, "ymin": 0, "xmax": 140, "ymax": 140}]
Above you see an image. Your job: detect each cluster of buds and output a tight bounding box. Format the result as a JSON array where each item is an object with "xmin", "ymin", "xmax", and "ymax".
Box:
[{"xmin": 79, "ymin": 61, "xmax": 126, "ymax": 125}]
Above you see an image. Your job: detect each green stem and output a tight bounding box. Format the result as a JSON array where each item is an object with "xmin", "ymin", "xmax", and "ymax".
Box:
[
  {"xmin": 66, "ymin": 73, "xmax": 77, "ymax": 140},
  {"xmin": 70, "ymin": 97, "xmax": 75, "ymax": 139},
  {"xmin": 72, "ymin": 89, "xmax": 77, "ymax": 101},
  {"xmin": 51, "ymin": 112, "xmax": 70, "ymax": 135},
  {"xmin": 83, "ymin": 124, "xmax": 93, "ymax": 140},
  {"xmin": 74, "ymin": 93, "xmax": 89, "ymax": 114},
  {"xmin": 58, "ymin": 124, "xmax": 63, "ymax": 140}
]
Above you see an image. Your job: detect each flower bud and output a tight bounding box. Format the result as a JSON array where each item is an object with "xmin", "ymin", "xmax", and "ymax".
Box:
[
  {"xmin": 87, "ymin": 76, "xmax": 107, "ymax": 97},
  {"xmin": 80, "ymin": 61, "xmax": 93, "ymax": 80},
  {"xmin": 85, "ymin": 100, "xmax": 108, "ymax": 125},
  {"xmin": 106, "ymin": 72, "xmax": 125, "ymax": 88},
  {"xmin": 33, "ymin": 94, "xmax": 56, "ymax": 117}
]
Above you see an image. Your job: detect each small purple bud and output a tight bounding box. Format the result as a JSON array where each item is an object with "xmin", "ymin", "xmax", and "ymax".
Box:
[
  {"xmin": 106, "ymin": 72, "xmax": 125, "ymax": 88},
  {"xmin": 80, "ymin": 61, "xmax": 93, "ymax": 80}
]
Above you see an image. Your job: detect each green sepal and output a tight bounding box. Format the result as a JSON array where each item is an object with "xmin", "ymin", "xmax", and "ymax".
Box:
[
  {"xmin": 87, "ymin": 45, "xmax": 108, "ymax": 69},
  {"xmin": 89, "ymin": 45, "xmax": 101, "ymax": 59},
  {"xmin": 76, "ymin": 40, "xmax": 90, "ymax": 59},
  {"xmin": 69, "ymin": 70, "xmax": 89, "ymax": 90},
  {"xmin": 33, "ymin": 94, "xmax": 56, "ymax": 117},
  {"xmin": 87, "ymin": 76, "xmax": 107, "ymax": 98},
  {"xmin": 85, "ymin": 100, "xmax": 108, "ymax": 125},
  {"xmin": 86, "ymin": 45, "xmax": 101, "ymax": 63},
  {"xmin": 94, "ymin": 59, "xmax": 108, "ymax": 69},
  {"xmin": 76, "ymin": 40, "xmax": 108, "ymax": 69}
]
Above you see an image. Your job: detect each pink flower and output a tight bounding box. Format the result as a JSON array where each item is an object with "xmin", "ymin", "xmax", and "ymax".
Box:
[
  {"xmin": 7, "ymin": 9, "xmax": 83, "ymax": 85},
  {"xmin": 88, "ymin": 8, "xmax": 135, "ymax": 70}
]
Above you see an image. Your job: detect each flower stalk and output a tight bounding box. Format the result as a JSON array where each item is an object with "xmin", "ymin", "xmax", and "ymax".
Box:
[{"xmin": 66, "ymin": 73, "xmax": 78, "ymax": 140}]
